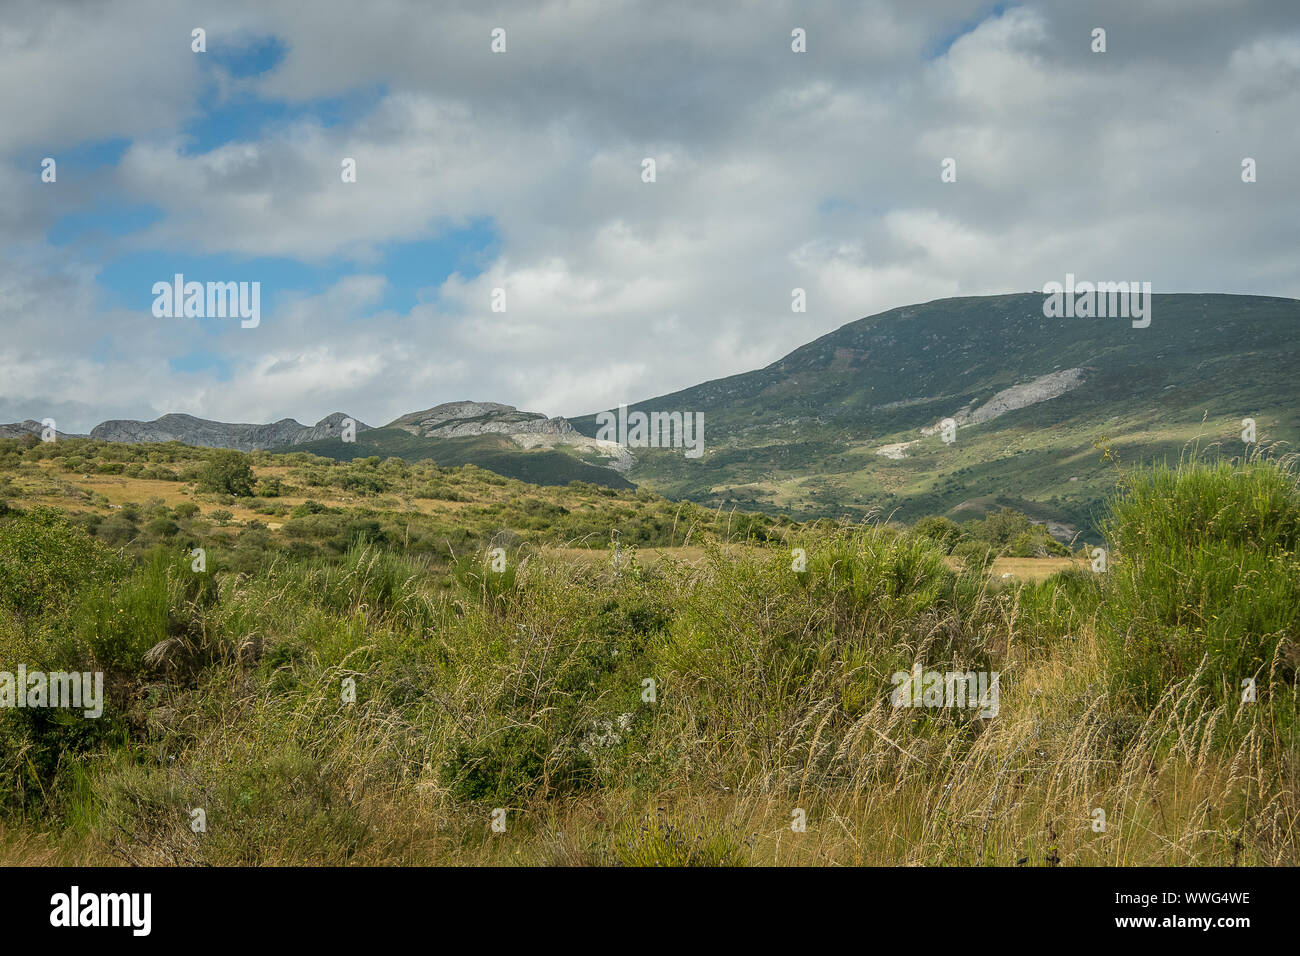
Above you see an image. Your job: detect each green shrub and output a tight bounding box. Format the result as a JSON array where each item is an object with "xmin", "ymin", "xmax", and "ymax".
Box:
[
  {"xmin": 198, "ymin": 450, "xmax": 255, "ymax": 497},
  {"xmin": 951, "ymin": 538, "xmax": 995, "ymax": 573},
  {"xmin": 0, "ymin": 507, "xmax": 125, "ymax": 619},
  {"xmin": 612, "ymin": 813, "xmax": 748, "ymax": 866},
  {"xmin": 145, "ymin": 517, "xmax": 180, "ymax": 539},
  {"xmin": 451, "ymin": 550, "xmax": 519, "ymax": 608},
  {"xmin": 441, "ymin": 726, "xmax": 588, "ymax": 804},
  {"xmin": 71, "ymin": 549, "xmax": 220, "ymax": 677},
  {"xmin": 95, "ymin": 514, "xmax": 137, "ymax": 546},
  {"xmin": 913, "ymin": 515, "xmax": 961, "ymax": 552},
  {"xmin": 1099, "ymin": 458, "xmax": 1300, "ymax": 715}
]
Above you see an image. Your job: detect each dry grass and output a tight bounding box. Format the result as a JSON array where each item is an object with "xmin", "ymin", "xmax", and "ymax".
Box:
[{"xmin": 2, "ymin": 459, "xmax": 1295, "ymax": 867}]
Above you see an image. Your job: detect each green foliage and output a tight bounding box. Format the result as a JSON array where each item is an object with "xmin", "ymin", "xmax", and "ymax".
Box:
[
  {"xmin": 612, "ymin": 812, "xmax": 749, "ymax": 866},
  {"xmin": 0, "ymin": 507, "xmax": 125, "ymax": 619},
  {"xmin": 198, "ymin": 450, "xmax": 255, "ymax": 497},
  {"xmin": 441, "ymin": 726, "xmax": 588, "ymax": 804},
  {"xmin": 1098, "ymin": 457, "xmax": 1300, "ymax": 717},
  {"xmin": 913, "ymin": 515, "xmax": 961, "ymax": 551},
  {"xmin": 951, "ymin": 538, "xmax": 995, "ymax": 573},
  {"xmin": 285, "ymin": 428, "xmax": 635, "ymax": 490},
  {"xmin": 2, "ymin": 450, "xmax": 1295, "ymax": 865},
  {"xmin": 450, "ymin": 549, "xmax": 519, "ymax": 608},
  {"xmin": 70, "ymin": 549, "xmax": 219, "ymax": 677}
]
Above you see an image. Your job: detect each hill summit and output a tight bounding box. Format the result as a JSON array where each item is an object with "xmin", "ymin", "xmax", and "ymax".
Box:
[{"xmin": 89, "ymin": 412, "xmax": 371, "ymax": 452}]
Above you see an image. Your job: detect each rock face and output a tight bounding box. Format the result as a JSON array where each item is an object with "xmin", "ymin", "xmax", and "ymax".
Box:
[
  {"xmin": 389, "ymin": 401, "xmax": 634, "ymax": 472},
  {"xmin": 389, "ymin": 401, "xmax": 575, "ymax": 439},
  {"xmin": 0, "ymin": 420, "xmax": 85, "ymax": 440},
  {"xmin": 921, "ymin": 368, "xmax": 1088, "ymax": 436},
  {"xmin": 879, "ymin": 368, "xmax": 1088, "ymax": 459},
  {"xmin": 89, "ymin": 412, "xmax": 370, "ymax": 452}
]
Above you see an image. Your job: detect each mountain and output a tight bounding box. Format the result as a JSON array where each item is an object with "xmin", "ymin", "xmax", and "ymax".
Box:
[
  {"xmin": 89, "ymin": 411, "xmax": 370, "ymax": 452},
  {"xmin": 0, "ymin": 420, "xmax": 86, "ymax": 440},
  {"xmin": 284, "ymin": 430, "xmax": 635, "ymax": 489},
  {"xmin": 284, "ymin": 401, "xmax": 634, "ymax": 489},
  {"xmin": 390, "ymin": 401, "xmax": 573, "ymax": 438},
  {"xmin": 12, "ymin": 293, "xmax": 1295, "ymax": 515},
  {"xmin": 0, "ymin": 401, "xmax": 633, "ymax": 491},
  {"xmin": 571, "ymin": 292, "xmax": 1300, "ymax": 535}
]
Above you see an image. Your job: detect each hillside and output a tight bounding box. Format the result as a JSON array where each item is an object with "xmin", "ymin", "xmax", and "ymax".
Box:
[
  {"xmin": 2, "ymin": 403, "xmax": 632, "ymax": 491},
  {"xmin": 283, "ymin": 428, "xmax": 634, "ymax": 489},
  {"xmin": 0, "ymin": 435, "xmax": 784, "ymax": 567},
  {"xmin": 9, "ymin": 293, "xmax": 1297, "ymax": 528},
  {"xmin": 573, "ymin": 293, "xmax": 1300, "ymax": 535},
  {"xmin": 90, "ymin": 412, "xmax": 372, "ymax": 451}
]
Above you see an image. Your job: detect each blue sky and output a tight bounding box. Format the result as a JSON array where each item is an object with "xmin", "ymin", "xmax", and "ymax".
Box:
[
  {"xmin": 43, "ymin": 31, "xmax": 500, "ymax": 364},
  {"xmin": 2, "ymin": 0, "xmax": 1297, "ymax": 432}
]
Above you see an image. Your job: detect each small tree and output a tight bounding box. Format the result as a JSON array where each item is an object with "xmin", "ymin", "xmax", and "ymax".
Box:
[{"xmin": 199, "ymin": 450, "xmax": 255, "ymax": 497}]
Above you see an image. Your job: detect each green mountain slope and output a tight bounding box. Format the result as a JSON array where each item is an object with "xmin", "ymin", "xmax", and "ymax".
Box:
[
  {"xmin": 284, "ymin": 428, "xmax": 634, "ymax": 490},
  {"xmin": 572, "ymin": 293, "xmax": 1300, "ymax": 536}
]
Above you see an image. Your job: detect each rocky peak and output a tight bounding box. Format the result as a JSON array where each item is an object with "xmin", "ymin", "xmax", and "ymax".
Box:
[{"xmin": 388, "ymin": 401, "xmax": 575, "ymax": 439}]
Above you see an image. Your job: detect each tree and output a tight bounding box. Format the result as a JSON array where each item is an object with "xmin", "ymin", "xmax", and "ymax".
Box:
[{"xmin": 198, "ymin": 450, "xmax": 255, "ymax": 497}]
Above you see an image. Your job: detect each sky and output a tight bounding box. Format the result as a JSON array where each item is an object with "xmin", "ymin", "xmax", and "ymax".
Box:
[{"xmin": 2, "ymin": 0, "xmax": 1297, "ymax": 433}]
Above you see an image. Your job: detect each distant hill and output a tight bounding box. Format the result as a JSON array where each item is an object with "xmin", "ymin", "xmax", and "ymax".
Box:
[
  {"xmin": 89, "ymin": 412, "xmax": 370, "ymax": 452},
  {"xmin": 389, "ymin": 401, "xmax": 572, "ymax": 438},
  {"xmin": 284, "ymin": 427, "xmax": 635, "ymax": 490},
  {"xmin": 10, "ymin": 293, "xmax": 1296, "ymax": 519},
  {"xmin": 5, "ymin": 402, "xmax": 632, "ymax": 490},
  {"xmin": 280, "ymin": 401, "xmax": 633, "ymax": 489},
  {"xmin": 572, "ymin": 293, "xmax": 1300, "ymax": 535},
  {"xmin": 0, "ymin": 420, "xmax": 86, "ymax": 440}
]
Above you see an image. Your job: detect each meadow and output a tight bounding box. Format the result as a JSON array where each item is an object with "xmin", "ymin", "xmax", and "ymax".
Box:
[{"xmin": 0, "ymin": 435, "xmax": 1295, "ymax": 865}]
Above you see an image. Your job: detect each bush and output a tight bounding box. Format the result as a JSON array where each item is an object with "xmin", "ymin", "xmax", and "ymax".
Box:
[
  {"xmin": 199, "ymin": 450, "xmax": 255, "ymax": 497},
  {"xmin": 0, "ymin": 508, "xmax": 125, "ymax": 619},
  {"xmin": 1099, "ymin": 458, "xmax": 1300, "ymax": 715},
  {"xmin": 913, "ymin": 515, "xmax": 961, "ymax": 552},
  {"xmin": 951, "ymin": 538, "xmax": 994, "ymax": 573},
  {"xmin": 145, "ymin": 517, "xmax": 180, "ymax": 539},
  {"xmin": 71, "ymin": 549, "xmax": 220, "ymax": 677},
  {"xmin": 96, "ymin": 514, "xmax": 137, "ymax": 546}
]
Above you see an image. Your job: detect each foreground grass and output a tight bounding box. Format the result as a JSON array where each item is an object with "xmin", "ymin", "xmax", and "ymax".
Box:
[{"xmin": 0, "ymin": 456, "xmax": 1296, "ymax": 865}]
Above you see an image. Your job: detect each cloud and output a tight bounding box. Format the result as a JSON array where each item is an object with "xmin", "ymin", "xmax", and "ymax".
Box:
[{"xmin": 2, "ymin": 0, "xmax": 1298, "ymax": 431}]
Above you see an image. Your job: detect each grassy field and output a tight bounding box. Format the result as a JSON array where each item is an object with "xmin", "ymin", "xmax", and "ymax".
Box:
[
  {"xmin": 547, "ymin": 544, "xmax": 1082, "ymax": 582},
  {"xmin": 0, "ymin": 437, "xmax": 1296, "ymax": 866}
]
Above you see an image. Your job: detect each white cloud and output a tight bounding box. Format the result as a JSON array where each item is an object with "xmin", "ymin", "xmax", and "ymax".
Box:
[{"xmin": 2, "ymin": 0, "xmax": 1297, "ymax": 431}]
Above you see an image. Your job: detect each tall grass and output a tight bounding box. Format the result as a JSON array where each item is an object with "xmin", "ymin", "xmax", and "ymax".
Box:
[
  {"xmin": 0, "ymin": 458, "xmax": 1295, "ymax": 864},
  {"xmin": 1099, "ymin": 456, "xmax": 1300, "ymax": 722}
]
